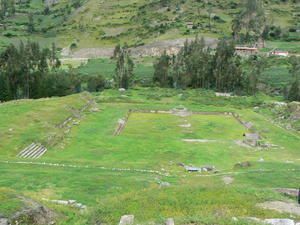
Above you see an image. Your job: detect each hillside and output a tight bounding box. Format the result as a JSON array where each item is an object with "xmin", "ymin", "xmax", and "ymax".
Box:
[
  {"xmin": 0, "ymin": 89, "xmax": 300, "ymax": 224},
  {"xmin": 0, "ymin": 0, "xmax": 299, "ymax": 52},
  {"xmin": 1, "ymin": 0, "xmax": 300, "ymax": 224}
]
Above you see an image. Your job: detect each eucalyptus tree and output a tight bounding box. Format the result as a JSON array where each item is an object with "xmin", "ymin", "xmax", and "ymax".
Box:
[
  {"xmin": 232, "ymin": 0, "xmax": 266, "ymax": 43},
  {"xmin": 153, "ymin": 51, "xmax": 171, "ymax": 87},
  {"xmin": 114, "ymin": 44, "xmax": 134, "ymax": 89}
]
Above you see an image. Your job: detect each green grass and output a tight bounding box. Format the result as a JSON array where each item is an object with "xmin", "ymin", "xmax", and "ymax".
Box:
[
  {"xmin": 0, "ymin": 88, "xmax": 300, "ymax": 224},
  {"xmin": 260, "ymin": 64, "xmax": 292, "ymax": 90},
  {"xmin": 75, "ymin": 57, "xmax": 154, "ymax": 82},
  {"xmin": 265, "ymin": 40, "xmax": 300, "ymax": 53}
]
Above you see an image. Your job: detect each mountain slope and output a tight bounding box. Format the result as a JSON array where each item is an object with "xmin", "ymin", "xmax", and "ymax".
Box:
[{"xmin": 0, "ymin": 0, "xmax": 299, "ymax": 50}]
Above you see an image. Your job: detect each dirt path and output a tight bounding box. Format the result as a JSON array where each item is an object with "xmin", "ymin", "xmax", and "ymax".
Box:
[{"xmin": 62, "ymin": 37, "xmax": 218, "ymax": 58}]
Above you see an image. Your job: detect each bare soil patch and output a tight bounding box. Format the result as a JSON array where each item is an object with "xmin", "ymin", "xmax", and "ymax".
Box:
[
  {"xmin": 257, "ymin": 201, "xmax": 300, "ymax": 216},
  {"xmin": 65, "ymin": 37, "xmax": 218, "ymax": 58},
  {"xmin": 222, "ymin": 176, "xmax": 234, "ymax": 185}
]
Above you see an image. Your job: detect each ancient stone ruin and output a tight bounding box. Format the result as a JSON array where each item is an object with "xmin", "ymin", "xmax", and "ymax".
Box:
[
  {"xmin": 17, "ymin": 143, "xmax": 47, "ymax": 159},
  {"xmin": 243, "ymin": 133, "xmax": 260, "ymax": 147}
]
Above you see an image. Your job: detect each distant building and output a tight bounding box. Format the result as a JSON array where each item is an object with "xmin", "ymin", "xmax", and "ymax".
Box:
[
  {"xmin": 186, "ymin": 22, "xmax": 194, "ymax": 29},
  {"xmin": 215, "ymin": 92, "xmax": 232, "ymax": 97},
  {"xmin": 270, "ymin": 50, "xmax": 289, "ymax": 57},
  {"xmin": 235, "ymin": 47, "xmax": 258, "ymax": 55}
]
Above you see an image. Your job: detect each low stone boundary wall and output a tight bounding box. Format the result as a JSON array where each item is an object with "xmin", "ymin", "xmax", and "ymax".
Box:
[
  {"xmin": 113, "ymin": 109, "xmax": 253, "ymax": 134},
  {"xmin": 16, "ymin": 94, "xmax": 99, "ymax": 159}
]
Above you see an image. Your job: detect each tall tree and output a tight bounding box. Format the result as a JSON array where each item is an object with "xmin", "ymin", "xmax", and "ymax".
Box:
[
  {"xmin": 212, "ymin": 39, "xmax": 242, "ymax": 92},
  {"xmin": 114, "ymin": 45, "xmax": 134, "ymax": 89},
  {"xmin": 232, "ymin": 0, "xmax": 266, "ymax": 44},
  {"xmin": 244, "ymin": 56, "xmax": 267, "ymax": 94},
  {"xmin": 153, "ymin": 51, "xmax": 171, "ymax": 87},
  {"xmin": 287, "ymin": 79, "xmax": 300, "ymax": 102},
  {"xmin": 0, "ymin": 41, "xmax": 79, "ymax": 101},
  {"xmin": 27, "ymin": 13, "xmax": 34, "ymax": 33}
]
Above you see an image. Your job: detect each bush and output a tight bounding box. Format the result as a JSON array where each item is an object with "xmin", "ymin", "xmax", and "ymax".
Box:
[
  {"xmin": 70, "ymin": 42, "xmax": 77, "ymax": 50},
  {"xmin": 87, "ymin": 75, "xmax": 106, "ymax": 92}
]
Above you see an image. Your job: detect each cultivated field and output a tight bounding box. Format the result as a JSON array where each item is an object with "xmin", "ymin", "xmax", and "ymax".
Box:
[{"xmin": 0, "ymin": 88, "xmax": 300, "ymax": 224}]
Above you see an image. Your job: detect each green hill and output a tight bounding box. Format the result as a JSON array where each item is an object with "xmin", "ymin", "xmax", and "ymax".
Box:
[
  {"xmin": 0, "ymin": 0, "xmax": 299, "ymax": 50},
  {"xmin": 1, "ymin": 89, "xmax": 300, "ymax": 224}
]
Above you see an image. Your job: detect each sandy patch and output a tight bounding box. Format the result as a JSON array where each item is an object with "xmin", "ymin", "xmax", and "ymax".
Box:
[{"xmin": 222, "ymin": 176, "xmax": 234, "ymax": 185}]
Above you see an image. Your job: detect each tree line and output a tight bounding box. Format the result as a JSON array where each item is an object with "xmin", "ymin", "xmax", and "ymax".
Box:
[
  {"xmin": 0, "ymin": 41, "xmax": 85, "ymax": 101},
  {"xmin": 0, "ymin": 40, "xmax": 299, "ymax": 102},
  {"xmin": 0, "ymin": 41, "xmax": 135, "ymax": 102},
  {"xmin": 153, "ymin": 37, "xmax": 260, "ymax": 95},
  {"xmin": 152, "ymin": 37, "xmax": 300, "ymax": 100},
  {"xmin": 286, "ymin": 56, "xmax": 300, "ymax": 101}
]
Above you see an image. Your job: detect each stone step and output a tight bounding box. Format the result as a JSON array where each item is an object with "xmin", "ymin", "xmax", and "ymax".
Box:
[
  {"xmin": 25, "ymin": 145, "xmax": 44, "ymax": 159},
  {"xmin": 19, "ymin": 143, "xmax": 36, "ymax": 157},
  {"xmin": 31, "ymin": 147, "xmax": 47, "ymax": 159},
  {"xmin": 33, "ymin": 147, "xmax": 47, "ymax": 159},
  {"xmin": 19, "ymin": 143, "xmax": 39, "ymax": 157},
  {"xmin": 18, "ymin": 143, "xmax": 35, "ymax": 156},
  {"xmin": 29, "ymin": 146, "xmax": 44, "ymax": 159},
  {"xmin": 22, "ymin": 144, "xmax": 40, "ymax": 158},
  {"xmin": 21, "ymin": 144, "xmax": 38, "ymax": 158},
  {"xmin": 35, "ymin": 148, "xmax": 47, "ymax": 159}
]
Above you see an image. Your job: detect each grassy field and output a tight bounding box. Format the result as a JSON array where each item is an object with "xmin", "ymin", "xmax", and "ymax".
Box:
[
  {"xmin": 72, "ymin": 57, "xmax": 154, "ymax": 83},
  {"xmin": 0, "ymin": 88, "xmax": 300, "ymax": 224}
]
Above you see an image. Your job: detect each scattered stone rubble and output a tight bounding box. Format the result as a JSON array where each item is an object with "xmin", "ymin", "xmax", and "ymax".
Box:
[
  {"xmin": 165, "ymin": 218, "xmax": 175, "ymax": 225},
  {"xmin": 155, "ymin": 178, "xmax": 171, "ymax": 188},
  {"xmin": 257, "ymin": 201, "xmax": 300, "ymax": 216},
  {"xmin": 119, "ymin": 215, "xmax": 134, "ymax": 225},
  {"xmin": 42, "ymin": 199, "xmax": 87, "ymax": 210},
  {"xmin": 0, "ymin": 218, "xmax": 8, "ymax": 225},
  {"xmin": 244, "ymin": 217, "xmax": 300, "ymax": 225},
  {"xmin": 118, "ymin": 215, "xmax": 176, "ymax": 225},
  {"xmin": 234, "ymin": 161, "xmax": 251, "ymax": 168},
  {"xmin": 179, "ymin": 123, "xmax": 191, "ymax": 128},
  {"xmin": 180, "ymin": 163, "xmax": 216, "ymax": 173},
  {"xmin": 222, "ymin": 176, "xmax": 234, "ymax": 185},
  {"xmin": 3, "ymin": 196, "xmax": 57, "ymax": 225},
  {"xmin": 275, "ymin": 188, "xmax": 299, "ymax": 198}
]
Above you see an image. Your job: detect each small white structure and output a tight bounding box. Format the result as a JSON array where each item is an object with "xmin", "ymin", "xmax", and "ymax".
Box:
[
  {"xmin": 264, "ymin": 218, "xmax": 295, "ymax": 225},
  {"xmin": 186, "ymin": 22, "xmax": 194, "ymax": 29},
  {"xmin": 235, "ymin": 46, "xmax": 258, "ymax": 55},
  {"xmin": 215, "ymin": 92, "xmax": 232, "ymax": 97},
  {"xmin": 166, "ymin": 218, "xmax": 175, "ymax": 225},
  {"xmin": 270, "ymin": 50, "xmax": 289, "ymax": 57},
  {"xmin": 119, "ymin": 215, "xmax": 134, "ymax": 225}
]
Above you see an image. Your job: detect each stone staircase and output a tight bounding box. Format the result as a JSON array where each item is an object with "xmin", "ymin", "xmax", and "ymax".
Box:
[{"xmin": 17, "ymin": 143, "xmax": 47, "ymax": 159}]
